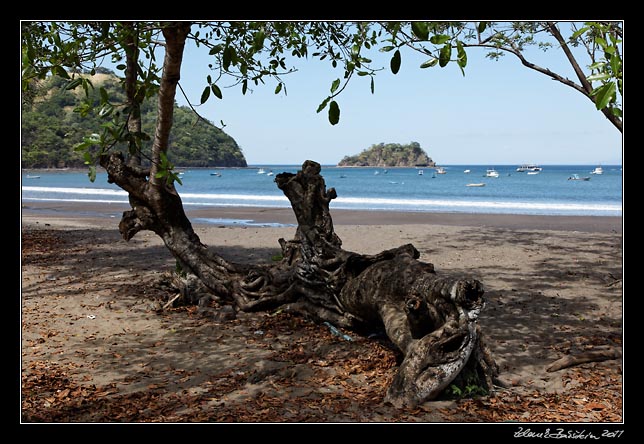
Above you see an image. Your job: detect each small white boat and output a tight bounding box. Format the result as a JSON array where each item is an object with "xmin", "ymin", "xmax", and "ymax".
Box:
[
  {"xmin": 25, "ymin": 175, "xmax": 41, "ymax": 179},
  {"xmin": 466, "ymin": 183, "xmax": 486, "ymax": 187},
  {"xmin": 418, "ymin": 169, "xmax": 424, "ymax": 176},
  {"xmin": 436, "ymin": 167, "xmax": 446, "ymax": 174},
  {"xmin": 257, "ymin": 168, "xmax": 266, "ymax": 174},
  {"xmin": 568, "ymin": 174, "xmax": 590, "ymax": 181},
  {"xmin": 463, "ymin": 169, "xmax": 471, "ymax": 174},
  {"xmin": 486, "ymin": 169, "xmax": 500, "ymax": 178},
  {"xmin": 210, "ymin": 171, "xmax": 222, "ymax": 177},
  {"xmin": 267, "ymin": 170, "xmax": 274, "ymax": 176},
  {"xmin": 517, "ymin": 164, "xmax": 542, "ymax": 172},
  {"xmin": 591, "ymin": 166, "xmax": 604, "ymax": 175}
]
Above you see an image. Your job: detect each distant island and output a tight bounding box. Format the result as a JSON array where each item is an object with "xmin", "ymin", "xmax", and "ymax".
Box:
[{"xmin": 338, "ymin": 142, "xmax": 436, "ymax": 167}]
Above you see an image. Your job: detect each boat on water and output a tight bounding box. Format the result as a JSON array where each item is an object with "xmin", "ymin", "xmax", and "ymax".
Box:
[
  {"xmin": 591, "ymin": 166, "xmax": 604, "ymax": 175},
  {"xmin": 267, "ymin": 170, "xmax": 274, "ymax": 176},
  {"xmin": 25, "ymin": 175, "xmax": 41, "ymax": 179},
  {"xmin": 466, "ymin": 183, "xmax": 485, "ymax": 187},
  {"xmin": 527, "ymin": 171, "xmax": 540, "ymax": 175},
  {"xmin": 257, "ymin": 168, "xmax": 266, "ymax": 174},
  {"xmin": 418, "ymin": 170, "xmax": 424, "ymax": 176},
  {"xmin": 568, "ymin": 174, "xmax": 590, "ymax": 181},
  {"xmin": 486, "ymin": 169, "xmax": 500, "ymax": 178},
  {"xmin": 517, "ymin": 164, "xmax": 542, "ymax": 172},
  {"xmin": 210, "ymin": 171, "xmax": 222, "ymax": 177},
  {"xmin": 463, "ymin": 169, "xmax": 471, "ymax": 174},
  {"xmin": 436, "ymin": 167, "xmax": 446, "ymax": 174}
]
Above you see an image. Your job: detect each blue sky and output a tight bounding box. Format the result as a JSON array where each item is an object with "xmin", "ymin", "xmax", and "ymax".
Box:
[{"xmin": 134, "ymin": 24, "xmax": 623, "ymax": 166}]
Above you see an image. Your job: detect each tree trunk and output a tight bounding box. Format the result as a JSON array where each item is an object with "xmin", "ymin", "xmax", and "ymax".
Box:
[
  {"xmin": 102, "ymin": 153, "xmax": 497, "ymax": 407},
  {"xmin": 99, "ymin": 22, "xmax": 498, "ymax": 407}
]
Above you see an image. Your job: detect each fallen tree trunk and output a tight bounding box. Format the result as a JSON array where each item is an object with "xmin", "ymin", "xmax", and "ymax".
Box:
[
  {"xmin": 102, "ymin": 155, "xmax": 498, "ymax": 407},
  {"xmin": 547, "ymin": 348, "xmax": 622, "ymax": 373}
]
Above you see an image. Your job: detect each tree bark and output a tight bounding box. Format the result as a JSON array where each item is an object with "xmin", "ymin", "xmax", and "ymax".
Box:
[{"xmin": 99, "ymin": 23, "xmax": 498, "ymax": 406}]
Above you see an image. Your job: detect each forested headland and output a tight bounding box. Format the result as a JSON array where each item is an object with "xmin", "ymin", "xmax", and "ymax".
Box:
[{"xmin": 21, "ymin": 68, "xmax": 247, "ymax": 169}]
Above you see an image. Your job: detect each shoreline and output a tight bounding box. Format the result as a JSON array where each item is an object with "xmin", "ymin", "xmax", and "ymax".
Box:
[{"xmin": 21, "ymin": 200, "xmax": 622, "ymax": 233}]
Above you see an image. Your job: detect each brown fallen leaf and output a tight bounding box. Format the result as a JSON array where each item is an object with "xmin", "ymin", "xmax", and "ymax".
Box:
[{"xmin": 586, "ymin": 402, "xmax": 605, "ymax": 410}]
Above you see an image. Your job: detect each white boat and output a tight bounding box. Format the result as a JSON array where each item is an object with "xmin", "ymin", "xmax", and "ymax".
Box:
[
  {"xmin": 418, "ymin": 169, "xmax": 424, "ymax": 176},
  {"xmin": 267, "ymin": 170, "xmax": 274, "ymax": 176},
  {"xmin": 257, "ymin": 168, "xmax": 266, "ymax": 174},
  {"xmin": 568, "ymin": 174, "xmax": 590, "ymax": 181},
  {"xmin": 210, "ymin": 171, "xmax": 222, "ymax": 177},
  {"xmin": 591, "ymin": 166, "xmax": 604, "ymax": 175},
  {"xmin": 466, "ymin": 183, "xmax": 485, "ymax": 187},
  {"xmin": 517, "ymin": 164, "xmax": 542, "ymax": 172},
  {"xmin": 25, "ymin": 175, "xmax": 41, "ymax": 179},
  {"xmin": 463, "ymin": 169, "xmax": 471, "ymax": 174},
  {"xmin": 486, "ymin": 169, "xmax": 500, "ymax": 178},
  {"xmin": 436, "ymin": 167, "xmax": 446, "ymax": 174}
]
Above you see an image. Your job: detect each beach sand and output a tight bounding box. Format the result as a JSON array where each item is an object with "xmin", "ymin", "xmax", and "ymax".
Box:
[{"xmin": 21, "ymin": 202, "xmax": 623, "ymax": 423}]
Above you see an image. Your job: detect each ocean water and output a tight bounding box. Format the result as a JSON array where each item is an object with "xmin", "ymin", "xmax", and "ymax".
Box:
[{"xmin": 22, "ymin": 165, "xmax": 622, "ymax": 217}]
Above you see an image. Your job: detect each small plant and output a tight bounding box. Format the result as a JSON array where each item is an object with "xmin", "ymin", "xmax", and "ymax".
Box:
[{"xmin": 443, "ymin": 366, "xmax": 489, "ymax": 400}]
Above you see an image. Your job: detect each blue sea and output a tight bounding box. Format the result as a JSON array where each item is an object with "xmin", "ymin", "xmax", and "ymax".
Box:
[{"xmin": 21, "ymin": 165, "xmax": 622, "ymax": 217}]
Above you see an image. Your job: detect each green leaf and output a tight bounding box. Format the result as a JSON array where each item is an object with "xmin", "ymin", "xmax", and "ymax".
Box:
[
  {"xmin": 64, "ymin": 78, "xmax": 82, "ymax": 90},
  {"xmin": 430, "ymin": 34, "xmax": 450, "ymax": 45},
  {"xmin": 330, "ymin": 78, "xmax": 341, "ymax": 93},
  {"xmin": 588, "ymin": 61, "xmax": 606, "ymax": 70},
  {"xmin": 456, "ymin": 40, "xmax": 467, "ymax": 69},
  {"xmin": 570, "ymin": 26, "xmax": 590, "ymax": 40},
  {"xmin": 116, "ymin": 64, "xmax": 126, "ymax": 71},
  {"xmin": 223, "ymin": 46, "xmax": 232, "ymax": 70},
  {"xmin": 98, "ymin": 104, "xmax": 113, "ymax": 117},
  {"xmin": 593, "ymin": 81, "xmax": 616, "ymax": 110},
  {"xmin": 587, "ymin": 72, "xmax": 610, "ymax": 82},
  {"xmin": 99, "ymin": 87, "xmax": 109, "ymax": 104},
  {"xmin": 88, "ymin": 166, "xmax": 97, "ymax": 183},
  {"xmin": 317, "ymin": 97, "xmax": 330, "ymax": 113},
  {"xmin": 370, "ymin": 76, "xmax": 374, "ymax": 94},
  {"xmin": 411, "ymin": 22, "xmax": 429, "ymax": 40},
  {"xmin": 211, "ymin": 84, "xmax": 223, "ymax": 99},
  {"xmin": 611, "ymin": 107, "xmax": 622, "ymax": 117},
  {"xmin": 242, "ymin": 79, "xmax": 248, "ymax": 95},
  {"xmin": 477, "ymin": 22, "xmax": 487, "ymax": 34},
  {"xmin": 74, "ymin": 141, "xmax": 91, "ymax": 151},
  {"xmin": 274, "ymin": 82, "xmax": 283, "ymax": 94},
  {"xmin": 356, "ymin": 71, "xmax": 369, "ymax": 76},
  {"xmin": 379, "ymin": 45, "xmax": 396, "ymax": 53},
  {"xmin": 390, "ymin": 49, "xmax": 401, "ymax": 75},
  {"xmin": 208, "ymin": 44, "xmax": 224, "ymax": 55},
  {"xmin": 610, "ymin": 54, "xmax": 621, "ymax": 76},
  {"xmin": 328, "ymin": 100, "xmax": 340, "ymax": 125},
  {"xmin": 439, "ymin": 43, "xmax": 452, "ymax": 67},
  {"xmin": 200, "ymin": 86, "xmax": 210, "ymax": 104},
  {"xmin": 420, "ymin": 58, "xmax": 439, "ymax": 69},
  {"xmin": 52, "ymin": 65, "xmax": 70, "ymax": 79}
]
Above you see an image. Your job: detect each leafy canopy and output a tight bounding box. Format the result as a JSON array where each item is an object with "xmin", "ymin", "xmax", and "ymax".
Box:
[{"xmin": 22, "ymin": 21, "xmax": 622, "ymax": 176}]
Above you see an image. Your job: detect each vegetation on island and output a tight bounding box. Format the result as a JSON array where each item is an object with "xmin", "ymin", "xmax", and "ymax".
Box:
[
  {"xmin": 338, "ymin": 142, "xmax": 435, "ymax": 167},
  {"xmin": 21, "ymin": 68, "xmax": 247, "ymax": 169}
]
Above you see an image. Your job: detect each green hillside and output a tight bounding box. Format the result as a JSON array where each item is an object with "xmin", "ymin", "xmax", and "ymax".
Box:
[
  {"xmin": 338, "ymin": 142, "xmax": 435, "ymax": 167},
  {"xmin": 21, "ymin": 70, "xmax": 247, "ymax": 169}
]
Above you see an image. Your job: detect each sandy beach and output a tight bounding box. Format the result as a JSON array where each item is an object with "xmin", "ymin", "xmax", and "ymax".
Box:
[{"xmin": 21, "ymin": 202, "xmax": 623, "ymax": 423}]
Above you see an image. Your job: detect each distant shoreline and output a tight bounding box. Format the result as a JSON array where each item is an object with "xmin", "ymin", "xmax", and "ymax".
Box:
[{"xmin": 21, "ymin": 200, "xmax": 622, "ymax": 234}]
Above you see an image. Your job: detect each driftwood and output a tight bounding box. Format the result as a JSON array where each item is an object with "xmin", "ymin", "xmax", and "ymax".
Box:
[
  {"xmin": 546, "ymin": 348, "xmax": 622, "ymax": 372},
  {"xmin": 103, "ymin": 156, "xmax": 498, "ymax": 407}
]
